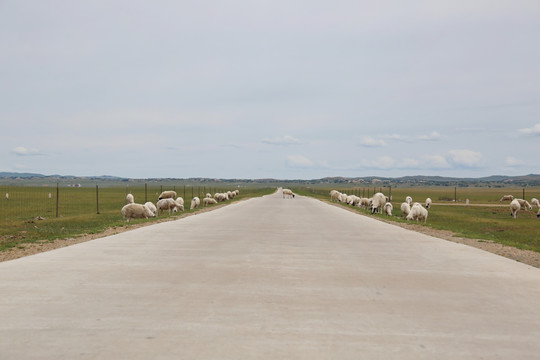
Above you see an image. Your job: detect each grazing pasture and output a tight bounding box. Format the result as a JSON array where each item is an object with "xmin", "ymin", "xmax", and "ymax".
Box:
[
  {"xmin": 296, "ymin": 186, "xmax": 540, "ymax": 253},
  {"xmin": 0, "ymin": 183, "xmax": 273, "ymax": 252}
]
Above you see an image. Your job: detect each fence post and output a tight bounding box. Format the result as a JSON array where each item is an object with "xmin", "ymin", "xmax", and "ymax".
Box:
[
  {"xmin": 145, "ymin": 183, "xmax": 148, "ymax": 203},
  {"xmin": 454, "ymin": 187, "xmax": 457, "ymax": 202},
  {"xmin": 96, "ymin": 185, "xmax": 100, "ymax": 214},
  {"xmin": 523, "ymin": 188, "xmax": 525, "ymax": 200},
  {"xmin": 56, "ymin": 182, "xmax": 59, "ymax": 218}
]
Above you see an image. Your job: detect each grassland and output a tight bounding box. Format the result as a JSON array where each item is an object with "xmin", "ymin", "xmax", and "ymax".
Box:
[
  {"xmin": 0, "ymin": 183, "xmax": 274, "ymax": 252},
  {"xmin": 295, "ymin": 186, "xmax": 540, "ymax": 253}
]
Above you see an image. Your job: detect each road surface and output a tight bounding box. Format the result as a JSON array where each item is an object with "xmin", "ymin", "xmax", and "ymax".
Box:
[{"xmin": 1, "ymin": 190, "xmax": 539, "ymax": 359}]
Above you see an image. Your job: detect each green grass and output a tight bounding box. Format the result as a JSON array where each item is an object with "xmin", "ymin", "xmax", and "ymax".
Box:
[
  {"xmin": 0, "ymin": 185, "xmax": 275, "ymax": 252},
  {"xmin": 294, "ymin": 186, "xmax": 540, "ymax": 253}
]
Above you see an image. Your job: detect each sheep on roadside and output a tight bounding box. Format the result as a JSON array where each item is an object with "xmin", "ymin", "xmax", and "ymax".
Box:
[
  {"xmin": 203, "ymin": 197, "xmax": 217, "ymax": 206},
  {"xmin": 425, "ymin": 198, "xmax": 432, "ymax": 209},
  {"xmin": 156, "ymin": 198, "xmax": 183, "ymax": 215},
  {"xmin": 190, "ymin": 196, "xmax": 200, "ymax": 210},
  {"xmin": 383, "ymin": 202, "xmax": 393, "ymax": 216},
  {"xmin": 206, "ymin": 193, "xmax": 212, "ymax": 199},
  {"xmin": 516, "ymin": 199, "xmax": 533, "ymax": 211},
  {"xmin": 530, "ymin": 198, "xmax": 539, "ymax": 208},
  {"xmin": 358, "ymin": 197, "xmax": 370, "ymax": 209},
  {"xmin": 339, "ymin": 193, "xmax": 348, "ymax": 203},
  {"xmin": 283, "ymin": 189, "xmax": 295, "ymax": 198},
  {"xmin": 405, "ymin": 196, "xmax": 412, "ymax": 206},
  {"xmin": 121, "ymin": 203, "xmax": 155, "ymax": 222},
  {"xmin": 348, "ymin": 195, "xmax": 361, "ymax": 206},
  {"xmin": 400, "ymin": 202, "xmax": 411, "ymax": 218},
  {"xmin": 175, "ymin": 197, "xmax": 184, "ymax": 207},
  {"xmin": 499, "ymin": 195, "xmax": 514, "ymax": 202},
  {"xmin": 510, "ymin": 199, "xmax": 521, "ymax": 219},
  {"xmin": 406, "ymin": 203, "xmax": 428, "ymax": 223},
  {"xmin": 144, "ymin": 201, "xmax": 157, "ymax": 216},
  {"xmin": 126, "ymin": 193, "xmax": 134, "ymax": 204},
  {"xmin": 370, "ymin": 192, "xmax": 386, "ymax": 214},
  {"xmin": 5, "ymin": 193, "xmax": 8, "ymax": 200},
  {"xmin": 158, "ymin": 190, "xmax": 177, "ymax": 200},
  {"xmin": 330, "ymin": 190, "xmax": 341, "ymax": 202}
]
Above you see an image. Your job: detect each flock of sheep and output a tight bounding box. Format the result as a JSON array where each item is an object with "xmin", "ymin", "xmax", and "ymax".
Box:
[
  {"xmin": 499, "ymin": 194, "xmax": 540, "ymax": 219},
  {"xmin": 121, "ymin": 189, "xmax": 240, "ymax": 222},
  {"xmin": 330, "ymin": 190, "xmax": 432, "ymax": 222}
]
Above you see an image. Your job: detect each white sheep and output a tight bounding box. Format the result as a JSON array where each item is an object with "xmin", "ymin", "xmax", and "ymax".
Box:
[
  {"xmin": 330, "ymin": 190, "xmax": 341, "ymax": 202},
  {"xmin": 499, "ymin": 195, "xmax": 514, "ymax": 202},
  {"xmin": 190, "ymin": 196, "xmax": 201, "ymax": 210},
  {"xmin": 406, "ymin": 203, "xmax": 428, "ymax": 223},
  {"xmin": 144, "ymin": 201, "xmax": 157, "ymax": 216},
  {"xmin": 156, "ymin": 198, "xmax": 182, "ymax": 215},
  {"xmin": 516, "ymin": 199, "xmax": 532, "ymax": 211},
  {"xmin": 358, "ymin": 197, "xmax": 370, "ymax": 209},
  {"xmin": 5, "ymin": 193, "xmax": 8, "ymax": 200},
  {"xmin": 283, "ymin": 189, "xmax": 295, "ymax": 198},
  {"xmin": 126, "ymin": 193, "xmax": 134, "ymax": 204},
  {"xmin": 383, "ymin": 202, "xmax": 393, "ymax": 216},
  {"xmin": 530, "ymin": 198, "xmax": 539, "ymax": 208},
  {"xmin": 425, "ymin": 197, "xmax": 432, "ymax": 209},
  {"xmin": 370, "ymin": 192, "xmax": 386, "ymax": 214},
  {"xmin": 158, "ymin": 190, "xmax": 177, "ymax": 200},
  {"xmin": 121, "ymin": 203, "xmax": 155, "ymax": 222},
  {"xmin": 175, "ymin": 197, "xmax": 184, "ymax": 207},
  {"xmin": 405, "ymin": 196, "xmax": 412, "ymax": 205},
  {"xmin": 339, "ymin": 193, "xmax": 348, "ymax": 203},
  {"xmin": 347, "ymin": 195, "xmax": 361, "ymax": 206},
  {"xmin": 205, "ymin": 193, "xmax": 212, "ymax": 199},
  {"xmin": 203, "ymin": 197, "xmax": 218, "ymax": 206},
  {"xmin": 510, "ymin": 199, "xmax": 521, "ymax": 219},
  {"xmin": 400, "ymin": 202, "xmax": 411, "ymax": 218}
]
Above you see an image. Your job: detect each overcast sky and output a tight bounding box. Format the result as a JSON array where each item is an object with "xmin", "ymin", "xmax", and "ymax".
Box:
[{"xmin": 1, "ymin": 1, "xmax": 539, "ymax": 179}]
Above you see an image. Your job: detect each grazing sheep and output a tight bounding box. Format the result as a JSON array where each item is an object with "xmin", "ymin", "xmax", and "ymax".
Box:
[
  {"xmin": 400, "ymin": 202, "xmax": 411, "ymax": 218},
  {"xmin": 531, "ymin": 198, "xmax": 540, "ymax": 208},
  {"xmin": 330, "ymin": 190, "xmax": 341, "ymax": 202},
  {"xmin": 5, "ymin": 193, "xmax": 8, "ymax": 200},
  {"xmin": 347, "ymin": 195, "xmax": 361, "ymax": 206},
  {"xmin": 425, "ymin": 198, "xmax": 432, "ymax": 209},
  {"xmin": 144, "ymin": 201, "xmax": 157, "ymax": 216},
  {"xmin": 214, "ymin": 193, "xmax": 228, "ymax": 202},
  {"xmin": 383, "ymin": 202, "xmax": 393, "ymax": 216},
  {"xmin": 121, "ymin": 203, "xmax": 155, "ymax": 222},
  {"xmin": 158, "ymin": 190, "xmax": 177, "ymax": 200},
  {"xmin": 339, "ymin": 193, "xmax": 348, "ymax": 203},
  {"xmin": 126, "ymin": 193, "xmax": 134, "ymax": 204},
  {"xmin": 203, "ymin": 197, "xmax": 218, "ymax": 206},
  {"xmin": 499, "ymin": 195, "xmax": 514, "ymax": 202},
  {"xmin": 405, "ymin": 196, "xmax": 412, "ymax": 206},
  {"xmin": 156, "ymin": 198, "xmax": 183, "ymax": 215},
  {"xmin": 175, "ymin": 197, "xmax": 184, "ymax": 207},
  {"xmin": 510, "ymin": 199, "xmax": 521, "ymax": 219},
  {"xmin": 190, "ymin": 196, "xmax": 201, "ymax": 210},
  {"xmin": 406, "ymin": 203, "xmax": 428, "ymax": 223},
  {"xmin": 516, "ymin": 199, "xmax": 533, "ymax": 211},
  {"xmin": 358, "ymin": 197, "xmax": 370, "ymax": 209},
  {"xmin": 370, "ymin": 192, "xmax": 386, "ymax": 214},
  {"xmin": 206, "ymin": 193, "xmax": 212, "ymax": 199},
  {"xmin": 283, "ymin": 189, "xmax": 295, "ymax": 198}
]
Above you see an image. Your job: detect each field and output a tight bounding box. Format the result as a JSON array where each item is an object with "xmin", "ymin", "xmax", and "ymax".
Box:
[
  {"xmin": 0, "ymin": 182, "xmax": 274, "ymax": 252},
  {"xmin": 294, "ymin": 186, "xmax": 540, "ymax": 253}
]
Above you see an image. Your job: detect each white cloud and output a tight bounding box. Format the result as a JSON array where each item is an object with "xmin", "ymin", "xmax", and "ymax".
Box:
[
  {"xmin": 423, "ymin": 155, "xmax": 451, "ymax": 168},
  {"xmin": 262, "ymin": 135, "xmax": 301, "ymax": 146},
  {"xmin": 505, "ymin": 156, "xmax": 523, "ymax": 166},
  {"xmin": 361, "ymin": 156, "xmax": 396, "ymax": 169},
  {"xmin": 12, "ymin": 146, "xmax": 43, "ymax": 156},
  {"xmin": 286, "ymin": 155, "xmax": 314, "ymax": 168},
  {"xmin": 418, "ymin": 131, "xmax": 441, "ymax": 141},
  {"xmin": 447, "ymin": 149, "xmax": 483, "ymax": 168},
  {"xmin": 518, "ymin": 124, "xmax": 540, "ymax": 136},
  {"xmin": 358, "ymin": 136, "xmax": 387, "ymax": 147}
]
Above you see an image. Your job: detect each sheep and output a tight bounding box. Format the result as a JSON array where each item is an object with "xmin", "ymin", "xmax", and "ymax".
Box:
[
  {"xmin": 406, "ymin": 203, "xmax": 428, "ymax": 223},
  {"xmin": 175, "ymin": 197, "xmax": 184, "ymax": 207},
  {"xmin": 214, "ymin": 193, "xmax": 228, "ymax": 202},
  {"xmin": 530, "ymin": 198, "xmax": 539, "ymax": 208},
  {"xmin": 126, "ymin": 193, "xmax": 134, "ymax": 204},
  {"xmin": 348, "ymin": 195, "xmax": 361, "ymax": 206},
  {"xmin": 516, "ymin": 199, "xmax": 532, "ymax": 211},
  {"xmin": 158, "ymin": 190, "xmax": 177, "ymax": 200},
  {"xmin": 370, "ymin": 192, "xmax": 386, "ymax": 214},
  {"xmin": 330, "ymin": 190, "xmax": 341, "ymax": 202},
  {"xmin": 144, "ymin": 201, "xmax": 157, "ymax": 216},
  {"xmin": 400, "ymin": 202, "xmax": 411, "ymax": 218},
  {"xmin": 5, "ymin": 193, "xmax": 8, "ymax": 200},
  {"xmin": 499, "ymin": 195, "xmax": 514, "ymax": 202},
  {"xmin": 205, "ymin": 193, "xmax": 212, "ymax": 199},
  {"xmin": 121, "ymin": 203, "xmax": 155, "ymax": 222},
  {"xmin": 358, "ymin": 197, "xmax": 370, "ymax": 209},
  {"xmin": 425, "ymin": 198, "xmax": 432, "ymax": 209},
  {"xmin": 510, "ymin": 199, "xmax": 521, "ymax": 219},
  {"xmin": 283, "ymin": 189, "xmax": 295, "ymax": 198},
  {"xmin": 383, "ymin": 202, "xmax": 393, "ymax": 216},
  {"xmin": 203, "ymin": 197, "xmax": 218, "ymax": 206},
  {"xmin": 190, "ymin": 196, "xmax": 201, "ymax": 210},
  {"xmin": 405, "ymin": 196, "xmax": 412, "ymax": 205},
  {"xmin": 339, "ymin": 193, "xmax": 348, "ymax": 203},
  {"xmin": 156, "ymin": 198, "xmax": 183, "ymax": 215}
]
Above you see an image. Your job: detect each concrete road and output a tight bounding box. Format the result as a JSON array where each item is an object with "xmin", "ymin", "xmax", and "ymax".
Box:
[{"xmin": 1, "ymin": 191, "xmax": 540, "ymax": 359}]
